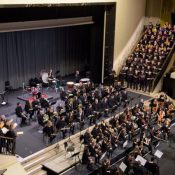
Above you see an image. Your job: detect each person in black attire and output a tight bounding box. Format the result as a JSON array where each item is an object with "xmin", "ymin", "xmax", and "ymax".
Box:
[
  {"xmin": 140, "ymin": 70, "xmax": 146, "ymax": 91},
  {"xmin": 146, "ymin": 157, "xmax": 159, "ymax": 175},
  {"xmin": 40, "ymin": 98, "xmax": 49, "ymax": 110},
  {"xmin": 15, "ymin": 102, "xmax": 27, "ymax": 126},
  {"xmin": 0, "ymin": 121, "xmax": 4, "ymax": 153},
  {"xmin": 56, "ymin": 115, "xmax": 67, "ymax": 139},
  {"xmin": 133, "ymin": 70, "xmax": 139, "ymax": 90},
  {"xmin": 127, "ymin": 67, "xmax": 133, "ymax": 88},
  {"xmin": 43, "ymin": 120, "xmax": 56, "ymax": 143},
  {"xmin": 5, "ymin": 123, "xmax": 17, "ymax": 154},
  {"xmin": 75, "ymin": 70, "xmax": 80, "ymax": 83},
  {"xmin": 24, "ymin": 100, "xmax": 34, "ymax": 120},
  {"xmin": 146, "ymin": 71, "xmax": 153, "ymax": 92},
  {"xmin": 133, "ymin": 161, "xmax": 146, "ymax": 175},
  {"xmin": 76, "ymin": 107, "xmax": 85, "ymax": 130}
]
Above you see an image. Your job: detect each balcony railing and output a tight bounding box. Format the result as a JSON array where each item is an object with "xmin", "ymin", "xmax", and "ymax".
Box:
[{"xmin": 151, "ymin": 43, "xmax": 175, "ymax": 92}]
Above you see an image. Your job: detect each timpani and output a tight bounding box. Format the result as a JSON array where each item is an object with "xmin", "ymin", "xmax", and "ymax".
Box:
[{"xmin": 66, "ymin": 82, "xmax": 74, "ymax": 91}]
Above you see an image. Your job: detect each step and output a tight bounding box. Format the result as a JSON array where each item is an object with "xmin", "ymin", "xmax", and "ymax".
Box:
[
  {"xmin": 27, "ymin": 165, "xmax": 43, "ymax": 175},
  {"xmin": 24, "ymin": 150, "xmax": 57, "ymax": 170},
  {"xmin": 25, "ymin": 149, "xmax": 66, "ymax": 175},
  {"xmin": 33, "ymin": 170, "xmax": 47, "ymax": 175}
]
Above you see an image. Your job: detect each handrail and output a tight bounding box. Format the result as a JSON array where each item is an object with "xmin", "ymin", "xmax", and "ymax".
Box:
[
  {"xmin": 151, "ymin": 43, "xmax": 175, "ymax": 92},
  {"xmin": 0, "ymin": 135, "xmax": 16, "ymax": 155}
]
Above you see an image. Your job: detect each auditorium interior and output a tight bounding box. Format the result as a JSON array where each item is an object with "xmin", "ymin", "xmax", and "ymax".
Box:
[{"xmin": 0, "ymin": 0, "xmax": 175, "ymax": 175}]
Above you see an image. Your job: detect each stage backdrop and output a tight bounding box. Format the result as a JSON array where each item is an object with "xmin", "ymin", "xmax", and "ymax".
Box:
[{"xmin": 0, "ymin": 25, "xmax": 90, "ymax": 91}]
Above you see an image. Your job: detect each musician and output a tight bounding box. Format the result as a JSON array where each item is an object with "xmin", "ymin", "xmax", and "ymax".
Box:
[
  {"xmin": 92, "ymin": 98, "xmax": 101, "ymax": 112},
  {"xmin": 101, "ymin": 97, "xmax": 109, "ymax": 113},
  {"xmin": 115, "ymin": 81, "xmax": 122, "ymax": 92},
  {"xmin": 0, "ymin": 121, "xmax": 4, "ymax": 153},
  {"xmin": 24, "ymin": 101, "xmax": 34, "ymax": 119},
  {"xmin": 143, "ymin": 135, "xmax": 152, "ymax": 154},
  {"xmin": 56, "ymin": 115, "xmax": 67, "ymax": 139},
  {"xmin": 32, "ymin": 97, "xmax": 40, "ymax": 112},
  {"xmin": 5, "ymin": 123, "xmax": 17, "ymax": 154},
  {"xmin": 133, "ymin": 161, "xmax": 146, "ymax": 175},
  {"xmin": 157, "ymin": 109, "xmax": 165, "ymax": 125},
  {"xmin": 102, "ymin": 159, "xmax": 111, "ymax": 174},
  {"xmin": 75, "ymin": 70, "xmax": 80, "ymax": 83},
  {"xmin": 40, "ymin": 97, "xmax": 49, "ymax": 110},
  {"xmin": 146, "ymin": 157, "xmax": 159, "ymax": 175},
  {"xmin": 76, "ymin": 107, "xmax": 85, "ymax": 130},
  {"xmin": 60, "ymin": 88, "xmax": 67, "ymax": 101},
  {"xmin": 15, "ymin": 102, "xmax": 27, "ymax": 126},
  {"xmin": 86, "ymin": 81, "xmax": 92, "ymax": 93},
  {"xmin": 48, "ymin": 69, "xmax": 53, "ymax": 80},
  {"xmin": 43, "ymin": 120, "xmax": 56, "ymax": 143}
]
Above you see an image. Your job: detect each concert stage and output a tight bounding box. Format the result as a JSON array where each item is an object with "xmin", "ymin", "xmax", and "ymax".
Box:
[{"xmin": 17, "ymin": 93, "xmax": 53, "ymax": 102}]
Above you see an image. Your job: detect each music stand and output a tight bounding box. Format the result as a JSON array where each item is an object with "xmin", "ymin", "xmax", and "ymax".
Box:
[
  {"xmin": 0, "ymin": 169, "xmax": 7, "ymax": 175},
  {"xmin": 71, "ymin": 151, "xmax": 80, "ymax": 168}
]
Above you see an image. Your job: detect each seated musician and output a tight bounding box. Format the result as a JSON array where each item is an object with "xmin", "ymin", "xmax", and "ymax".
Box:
[
  {"xmin": 146, "ymin": 157, "xmax": 159, "ymax": 175},
  {"xmin": 48, "ymin": 69, "xmax": 55, "ymax": 87},
  {"xmin": 76, "ymin": 107, "xmax": 85, "ymax": 129},
  {"xmin": 102, "ymin": 159, "xmax": 111, "ymax": 174},
  {"xmin": 48, "ymin": 69, "xmax": 53, "ymax": 80},
  {"xmin": 15, "ymin": 102, "xmax": 27, "ymax": 126},
  {"xmin": 40, "ymin": 97, "xmax": 49, "ymax": 110},
  {"xmin": 43, "ymin": 120, "xmax": 56, "ymax": 143},
  {"xmin": 32, "ymin": 97, "xmax": 40, "ymax": 112},
  {"xmin": 24, "ymin": 100, "xmax": 34, "ymax": 119},
  {"xmin": 157, "ymin": 109, "xmax": 165, "ymax": 125}
]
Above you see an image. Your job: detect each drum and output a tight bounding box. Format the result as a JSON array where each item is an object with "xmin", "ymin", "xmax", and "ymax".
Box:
[
  {"xmin": 67, "ymin": 82, "xmax": 74, "ymax": 91},
  {"xmin": 80, "ymin": 78, "xmax": 90, "ymax": 84},
  {"xmin": 41, "ymin": 72, "xmax": 49, "ymax": 84},
  {"xmin": 74, "ymin": 83, "xmax": 80, "ymax": 88}
]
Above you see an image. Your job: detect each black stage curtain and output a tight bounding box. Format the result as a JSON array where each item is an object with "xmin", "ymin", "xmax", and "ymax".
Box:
[{"xmin": 0, "ymin": 25, "xmax": 90, "ymax": 91}]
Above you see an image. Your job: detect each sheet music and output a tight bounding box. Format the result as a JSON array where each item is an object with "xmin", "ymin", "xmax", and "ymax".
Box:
[
  {"xmin": 119, "ymin": 162, "xmax": 127, "ymax": 172},
  {"xmin": 1, "ymin": 127, "xmax": 9, "ymax": 134},
  {"xmin": 123, "ymin": 140, "xmax": 128, "ymax": 148},
  {"xmin": 100, "ymin": 151, "xmax": 107, "ymax": 161},
  {"xmin": 135, "ymin": 155, "xmax": 147, "ymax": 166},
  {"xmin": 17, "ymin": 131, "xmax": 24, "ymax": 135},
  {"xmin": 154, "ymin": 149, "xmax": 163, "ymax": 158}
]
